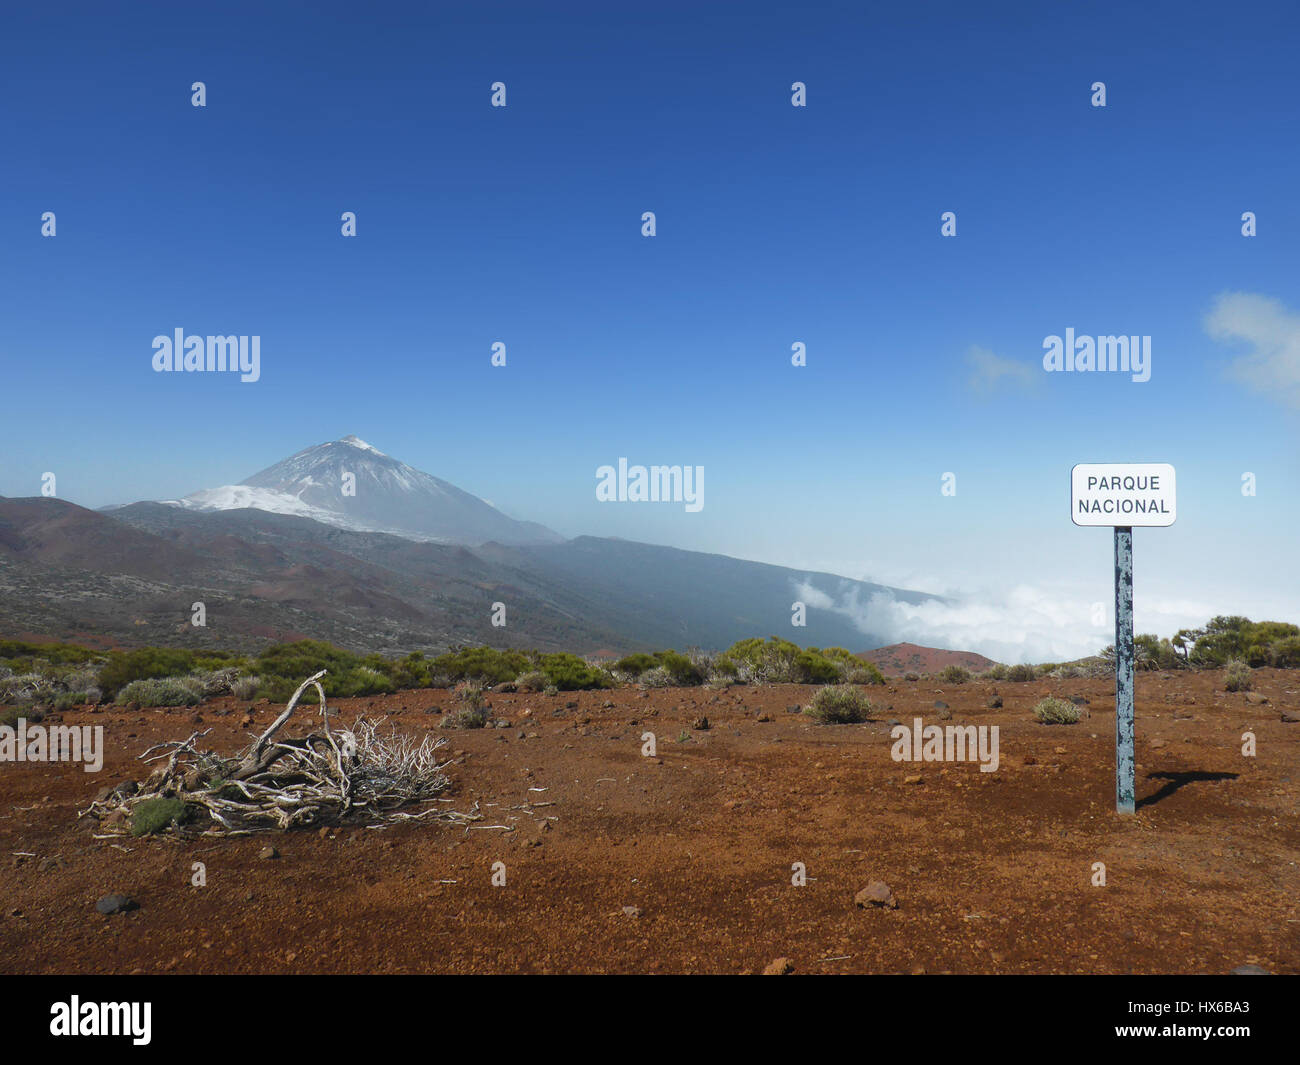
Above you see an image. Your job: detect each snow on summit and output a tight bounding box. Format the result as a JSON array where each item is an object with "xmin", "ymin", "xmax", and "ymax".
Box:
[
  {"xmin": 338, "ymin": 434, "xmax": 385, "ymax": 455},
  {"xmin": 164, "ymin": 436, "xmax": 563, "ymax": 546}
]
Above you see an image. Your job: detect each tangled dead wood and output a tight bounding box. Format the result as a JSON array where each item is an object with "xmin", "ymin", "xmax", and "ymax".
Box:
[{"xmin": 83, "ymin": 670, "xmax": 480, "ymax": 836}]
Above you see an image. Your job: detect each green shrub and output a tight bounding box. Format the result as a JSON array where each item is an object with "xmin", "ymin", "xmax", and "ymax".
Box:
[
  {"xmin": 817, "ymin": 647, "xmax": 883, "ymax": 684},
  {"xmin": 116, "ymin": 677, "xmax": 204, "ymax": 707},
  {"xmin": 98, "ymin": 647, "xmax": 245, "ymax": 699},
  {"xmin": 1266, "ymin": 636, "xmax": 1300, "ymax": 668},
  {"xmin": 386, "ymin": 651, "xmax": 433, "ymax": 690},
  {"xmin": 653, "ymin": 650, "xmax": 704, "ymax": 686},
  {"xmin": 1223, "ymin": 659, "xmax": 1253, "ymax": 692},
  {"xmin": 51, "ymin": 691, "xmax": 88, "ymax": 711},
  {"xmin": 1033, "ymin": 697, "xmax": 1080, "ymax": 725},
  {"xmin": 514, "ymin": 670, "xmax": 548, "ymax": 693},
  {"xmin": 983, "ymin": 663, "xmax": 1008, "ymax": 680},
  {"xmin": 803, "ymin": 684, "xmax": 872, "ymax": 724},
  {"xmin": 254, "ymin": 641, "xmax": 378, "ymax": 699},
  {"xmin": 430, "ymin": 646, "xmax": 534, "ymax": 686},
  {"xmin": 639, "ymin": 666, "xmax": 673, "ymax": 688},
  {"xmin": 130, "ymin": 798, "xmax": 189, "ymax": 836},
  {"xmin": 230, "ymin": 675, "xmax": 261, "ymax": 701},
  {"xmin": 613, "ymin": 653, "xmax": 658, "ymax": 677},
  {"xmin": 795, "ymin": 650, "xmax": 842, "ymax": 685},
  {"xmin": 441, "ymin": 683, "xmax": 489, "ymax": 729},
  {"xmin": 725, "ymin": 637, "xmax": 803, "ymax": 682},
  {"xmin": 0, "ymin": 639, "xmax": 100, "ymax": 669},
  {"xmin": 539, "ymin": 653, "xmax": 613, "ymax": 691},
  {"xmin": 1133, "ymin": 634, "xmax": 1185, "ymax": 671},
  {"xmin": 724, "ymin": 638, "xmax": 878, "ymax": 685},
  {"xmin": 704, "ymin": 652, "xmax": 739, "ymax": 676},
  {"xmin": 1007, "ymin": 664, "xmax": 1037, "ymax": 683},
  {"xmin": 845, "ymin": 663, "xmax": 886, "ymax": 685},
  {"xmin": 939, "ymin": 664, "xmax": 971, "ymax": 684},
  {"xmin": 1175, "ymin": 616, "xmax": 1300, "ymax": 668}
]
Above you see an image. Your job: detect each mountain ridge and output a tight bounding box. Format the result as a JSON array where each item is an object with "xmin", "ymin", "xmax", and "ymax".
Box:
[
  {"xmin": 147, "ymin": 435, "xmax": 563, "ymax": 547},
  {"xmin": 1, "ymin": 495, "xmax": 935, "ymax": 655}
]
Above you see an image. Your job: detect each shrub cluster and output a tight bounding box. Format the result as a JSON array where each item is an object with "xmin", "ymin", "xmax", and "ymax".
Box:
[
  {"xmin": 724, "ymin": 638, "xmax": 884, "ymax": 686},
  {"xmin": 1033, "ymin": 697, "xmax": 1080, "ymax": 725},
  {"xmin": 1223, "ymin": 659, "xmax": 1253, "ymax": 692},
  {"xmin": 803, "ymin": 684, "xmax": 872, "ymax": 724}
]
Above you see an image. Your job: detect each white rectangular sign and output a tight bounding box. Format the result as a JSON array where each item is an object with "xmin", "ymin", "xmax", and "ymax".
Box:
[{"xmin": 1071, "ymin": 463, "xmax": 1176, "ymax": 527}]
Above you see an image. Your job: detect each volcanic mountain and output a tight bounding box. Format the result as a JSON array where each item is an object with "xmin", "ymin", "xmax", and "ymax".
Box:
[
  {"xmin": 860, "ymin": 642, "xmax": 997, "ymax": 676},
  {"xmin": 158, "ymin": 435, "xmax": 562, "ymax": 547},
  {"xmin": 0, "ymin": 436, "xmax": 942, "ymax": 654}
]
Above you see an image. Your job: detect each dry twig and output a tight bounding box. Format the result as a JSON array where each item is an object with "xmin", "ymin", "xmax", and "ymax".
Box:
[{"xmin": 82, "ymin": 670, "xmax": 479, "ymax": 836}]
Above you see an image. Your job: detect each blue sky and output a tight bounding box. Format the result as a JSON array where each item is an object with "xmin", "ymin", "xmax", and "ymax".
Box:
[{"xmin": 1, "ymin": 1, "xmax": 1297, "ymax": 659}]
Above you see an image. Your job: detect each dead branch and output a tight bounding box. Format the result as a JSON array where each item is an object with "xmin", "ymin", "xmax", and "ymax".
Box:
[{"xmin": 80, "ymin": 670, "xmax": 478, "ymax": 837}]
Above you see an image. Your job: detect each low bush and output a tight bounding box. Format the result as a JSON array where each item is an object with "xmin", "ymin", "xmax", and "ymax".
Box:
[
  {"xmin": 514, "ymin": 670, "xmax": 548, "ymax": 693},
  {"xmin": 724, "ymin": 637, "xmax": 880, "ymax": 686},
  {"xmin": 538, "ymin": 653, "xmax": 613, "ymax": 691},
  {"xmin": 1267, "ymin": 636, "xmax": 1300, "ymax": 668},
  {"xmin": 938, "ymin": 664, "xmax": 971, "ymax": 684},
  {"xmin": 1223, "ymin": 659, "xmax": 1253, "ymax": 692},
  {"xmin": 803, "ymin": 684, "xmax": 872, "ymax": 724},
  {"xmin": 99, "ymin": 647, "xmax": 243, "ymax": 700},
  {"xmin": 638, "ymin": 666, "xmax": 673, "ymax": 688},
  {"xmin": 130, "ymin": 798, "xmax": 190, "ymax": 837},
  {"xmin": 430, "ymin": 646, "xmax": 534, "ymax": 686},
  {"xmin": 1033, "ymin": 697, "xmax": 1080, "ymax": 725},
  {"xmin": 653, "ymin": 650, "xmax": 704, "ymax": 686},
  {"xmin": 613, "ymin": 653, "xmax": 657, "ymax": 677},
  {"xmin": 116, "ymin": 677, "xmax": 204, "ymax": 708},
  {"xmin": 441, "ymin": 683, "xmax": 489, "ymax": 729},
  {"xmin": 1006, "ymin": 664, "xmax": 1037, "ymax": 683}
]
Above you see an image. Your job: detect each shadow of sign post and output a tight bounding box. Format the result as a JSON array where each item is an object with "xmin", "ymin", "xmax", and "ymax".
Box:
[{"xmin": 1071, "ymin": 463, "xmax": 1177, "ymax": 814}]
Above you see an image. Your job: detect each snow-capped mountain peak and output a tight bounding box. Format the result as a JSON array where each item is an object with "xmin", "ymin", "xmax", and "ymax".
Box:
[
  {"xmin": 162, "ymin": 436, "xmax": 563, "ymax": 546},
  {"xmin": 338, "ymin": 434, "xmax": 385, "ymax": 455}
]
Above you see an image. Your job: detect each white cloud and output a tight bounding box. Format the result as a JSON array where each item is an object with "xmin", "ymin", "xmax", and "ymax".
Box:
[
  {"xmin": 794, "ymin": 579, "xmax": 1218, "ymax": 664},
  {"xmin": 1205, "ymin": 291, "xmax": 1300, "ymax": 407},
  {"xmin": 966, "ymin": 344, "xmax": 1037, "ymax": 394}
]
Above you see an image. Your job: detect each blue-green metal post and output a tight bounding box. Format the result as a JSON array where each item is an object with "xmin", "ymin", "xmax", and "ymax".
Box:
[{"xmin": 1114, "ymin": 526, "xmax": 1135, "ymax": 814}]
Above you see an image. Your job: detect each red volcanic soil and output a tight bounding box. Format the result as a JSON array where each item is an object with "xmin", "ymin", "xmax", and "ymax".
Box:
[
  {"xmin": 1, "ymin": 668, "xmax": 1298, "ymax": 975},
  {"xmin": 863, "ymin": 642, "xmax": 997, "ymax": 676}
]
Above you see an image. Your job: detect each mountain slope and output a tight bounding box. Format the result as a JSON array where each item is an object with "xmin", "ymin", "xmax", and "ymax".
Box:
[
  {"xmin": 157, "ymin": 435, "xmax": 563, "ymax": 546},
  {"xmin": 2, "ymin": 497, "xmax": 937, "ymax": 655}
]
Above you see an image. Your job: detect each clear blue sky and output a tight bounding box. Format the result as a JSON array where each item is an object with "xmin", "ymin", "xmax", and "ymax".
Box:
[{"xmin": 1, "ymin": 1, "xmax": 1297, "ymax": 659}]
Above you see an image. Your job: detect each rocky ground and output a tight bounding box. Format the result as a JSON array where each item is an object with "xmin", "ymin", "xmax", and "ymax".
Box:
[{"xmin": 2, "ymin": 668, "xmax": 1297, "ymax": 974}]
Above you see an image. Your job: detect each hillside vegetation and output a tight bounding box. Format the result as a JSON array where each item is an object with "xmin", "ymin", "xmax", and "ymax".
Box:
[{"xmin": 0, "ymin": 616, "xmax": 1295, "ymax": 714}]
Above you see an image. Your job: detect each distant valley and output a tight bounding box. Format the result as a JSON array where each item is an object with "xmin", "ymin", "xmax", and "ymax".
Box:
[{"xmin": 0, "ymin": 437, "xmax": 940, "ymax": 655}]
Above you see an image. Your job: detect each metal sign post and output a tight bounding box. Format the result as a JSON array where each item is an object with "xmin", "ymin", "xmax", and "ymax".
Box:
[
  {"xmin": 1071, "ymin": 463, "xmax": 1176, "ymax": 815},
  {"xmin": 1113, "ymin": 526, "xmax": 1135, "ymax": 813}
]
